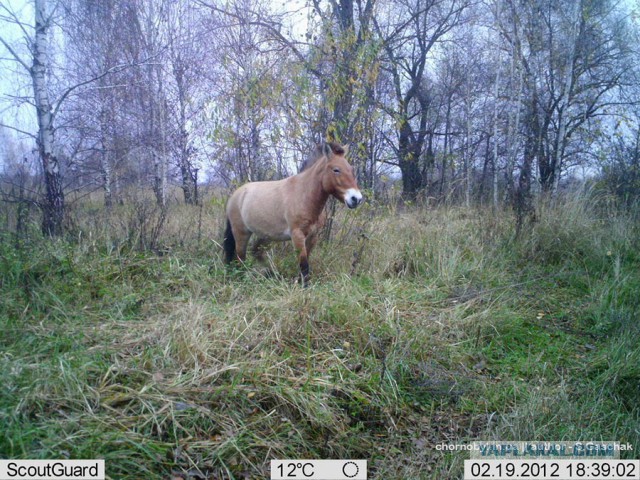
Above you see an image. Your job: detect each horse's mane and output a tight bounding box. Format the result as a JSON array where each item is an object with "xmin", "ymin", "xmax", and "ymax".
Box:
[{"xmin": 300, "ymin": 142, "xmax": 345, "ymax": 172}]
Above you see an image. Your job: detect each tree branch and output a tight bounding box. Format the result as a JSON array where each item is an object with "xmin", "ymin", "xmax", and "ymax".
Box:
[
  {"xmin": 194, "ymin": 0, "xmax": 322, "ymax": 78},
  {"xmin": 0, "ymin": 35, "xmax": 30, "ymax": 72},
  {"xmin": 0, "ymin": 3, "xmax": 31, "ymax": 40},
  {"xmin": 51, "ymin": 59, "xmax": 161, "ymax": 122},
  {"xmin": 0, "ymin": 122, "xmax": 36, "ymax": 139}
]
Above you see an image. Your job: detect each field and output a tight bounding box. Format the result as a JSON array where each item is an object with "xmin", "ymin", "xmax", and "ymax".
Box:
[{"xmin": 1, "ymin": 191, "xmax": 639, "ymax": 479}]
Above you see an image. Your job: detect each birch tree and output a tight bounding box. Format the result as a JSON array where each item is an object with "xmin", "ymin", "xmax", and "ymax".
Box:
[
  {"xmin": 491, "ymin": 0, "xmax": 502, "ymax": 208},
  {"xmin": 165, "ymin": 0, "xmax": 208, "ymax": 204},
  {"xmin": 63, "ymin": 0, "xmax": 137, "ymax": 207},
  {"xmin": 509, "ymin": 0, "xmax": 630, "ymax": 194},
  {"xmin": 0, "ymin": 0, "xmax": 65, "ymax": 235}
]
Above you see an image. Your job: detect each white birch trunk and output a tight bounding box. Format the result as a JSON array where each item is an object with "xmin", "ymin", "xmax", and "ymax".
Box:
[
  {"xmin": 98, "ymin": 104, "xmax": 113, "ymax": 208},
  {"xmin": 145, "ymin": 0, "xmax": 166, "ymax": 207},
  {"xmin": 32, "ymin": 0, "xmax": 64, "ymax": 235},
  {"xmin": 505, "ymin": 48, "xmax": 524, "ymax": 202},
  {"xmin": 492, "ymin": 0, "xmax": 502, "ymax": 209},
  {"xmin": 552, "ymin": 0, "xmax": 581, "ymax": 195},
  {"xmin": 101, "ymin": 141, "xmax": 113, "ymax": 208}
]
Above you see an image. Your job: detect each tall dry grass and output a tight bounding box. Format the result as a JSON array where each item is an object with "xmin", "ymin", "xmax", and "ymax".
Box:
[{"xmin": 1, "ymin": 189, "xmax": 638, "ymax": 478}]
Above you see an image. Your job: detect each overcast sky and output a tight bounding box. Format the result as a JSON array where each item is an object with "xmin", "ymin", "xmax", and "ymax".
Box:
[{"xmin": 0, "ymin": 0, "xmax": 37, "ymax": 153}]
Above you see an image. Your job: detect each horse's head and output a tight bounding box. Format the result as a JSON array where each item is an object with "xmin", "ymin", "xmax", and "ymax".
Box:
[{"xmin": 319, "ymin": 142, "xmax": 363, "ymax": 209}]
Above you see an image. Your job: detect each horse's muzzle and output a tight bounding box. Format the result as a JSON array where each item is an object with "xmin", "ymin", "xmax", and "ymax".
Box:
[{"xmin": 345, "ymin": 189, "xmax": 363, "ymax": 209}]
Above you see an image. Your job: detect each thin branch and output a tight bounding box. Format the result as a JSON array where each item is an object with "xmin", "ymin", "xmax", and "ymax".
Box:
[
  {"xmin": 2, "ymin": 94, "xmax": 36, "ymax": 106},
  {"xmin": 195, "ymin": 0, "xmax": 322, "ymax": 78},
  {"xmin": 0, "ymin": 35, "xmax": 30, "ymax": 72},
  {"xmin": 51, "ymin": 58, "xmax": 162, "ymax": 122},
  {"xmin": 0, "ymin": 3, "xmax": 31, "ymax": 40},
  {"xmin": 0, "ymin": 179, "xmax": 42, "ymax": 201},
  {"xmin": 0, "ymin": 122, "xmax": 36, "ymax": 139}
]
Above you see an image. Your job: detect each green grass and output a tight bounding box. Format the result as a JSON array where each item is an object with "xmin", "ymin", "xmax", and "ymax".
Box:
[{"xmin": 1, "ymin": 193, "xmax": 639, "ymax": 479}]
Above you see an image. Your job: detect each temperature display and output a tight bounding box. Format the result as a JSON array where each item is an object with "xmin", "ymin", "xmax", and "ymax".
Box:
[{"xmin": 270, "ymin": 459, "xmax": 367, "ymax": 479}]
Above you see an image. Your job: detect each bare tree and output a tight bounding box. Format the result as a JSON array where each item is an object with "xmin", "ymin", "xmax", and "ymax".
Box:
[
  {"xmin": 165, "ymin": 0, "xmax": 208, "ymax": 204},
  {"xmin": 0, "ymin": 0, "xmax": 65, "ymax": 234},
  {"xmin": 63, "ymin": 0, "xmax": 137, "ymax": 207},
  {"xmin": 374, "ymin": 0, "xmax": 469, "ymax": 201},
  {"xmin": 506, "ymin": 0, "xmax": 631, "ymax": 194},
  {"xmin": 1, "ymin": 0, "xmax": 157, "ymax": 228}
]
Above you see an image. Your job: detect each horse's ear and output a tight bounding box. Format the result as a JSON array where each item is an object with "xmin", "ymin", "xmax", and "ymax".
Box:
[
  {"xmin": 342, "ymin": 144, "xmax": 349, "ymax": 156},
  {"xmin": 322, "ymin": 142, "xmax": 332, "ymax": 158}
]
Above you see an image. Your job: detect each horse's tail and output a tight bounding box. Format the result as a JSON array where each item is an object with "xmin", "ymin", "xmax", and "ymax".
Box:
[{"xmin": 223, "ymin": 217, "xmax": 236, "ymax": 264}]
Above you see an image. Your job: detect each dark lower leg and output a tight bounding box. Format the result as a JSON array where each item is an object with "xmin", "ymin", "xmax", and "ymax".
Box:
[{"xmin": 299, "ymin": 256, "xmax": 309, "ymax": 286}]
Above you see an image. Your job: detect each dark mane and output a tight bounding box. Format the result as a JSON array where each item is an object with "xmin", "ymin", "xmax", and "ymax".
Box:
[{"xmin": 300, "ymin": 142, "xmax": 345, "ymax": 172}]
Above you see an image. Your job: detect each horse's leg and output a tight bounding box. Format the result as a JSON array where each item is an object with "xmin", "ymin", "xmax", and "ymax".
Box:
[
  {"xmin": 291, "ymin": 228, "xmax": 310, "ymax": 286},
  {"xmin": 305, "ymin": 213, "xmax": 325, "ymax": 257},
  {"xmin": 234, "ymin": 228, "xmax": 251, "ymax": 262},
  {"xmin": 227, "ymin": 201, "xmax": 251, "ymax": 263},
  {"xmin": 251, "ymin": 237, "xmax": 278, "ymax": 278},
  {"xmin": 305, "ymin": 229, "xmax": 319, "ymax": 258},
  {"xmin": 251, "ymin": 237, "xmax": 270, "ymax": 263}
]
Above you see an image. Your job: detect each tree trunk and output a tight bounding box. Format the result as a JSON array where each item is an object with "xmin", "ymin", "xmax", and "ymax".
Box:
[
  {"xmin": 179, "ymin": 138, "xmax": 197, "ymax": 205},
  {"xmin": 41, "ymin": 153, "xmax": 65, "ymax": 236},
  {"xmin": 101, "ymin": 147, "xmax": 113, "ymax": 208},
  {"xmin": 180, "ymin": 163, "xmax": 195, "ymax": 205},
  {"xmin": 175, "ymin": 66, "xmax": 197, "ymax": 204},
  {"xmin": 538, "ymin": 151, "xmax": 554, "ymax": 192},
  {"xmin": 504, "ymin": 52, "xmax": 523, "ymax": 203},
  {"xmin": 551, "ymin": 0, "xmax": 582, "ymax": 195},
  {"xmin": 32, "ymin": 0, "xmax": 64, "ymax": 236},
  {"xmin": 479, "ymin": 134, "xmax": 491, "ymax": 203},
  {"xmin": 153, "ymin": 150, "xmax": 166, "ymax": 207},
  {"xmin": 325, "ymin": 0, "xmax": 356, "ymax": 142},
  {"xmin": 492, "ymin": 79, "xmax": 500, "ymax": 208},
  {"xmin": 491, "ymin": 0, "xmax": 502, "ymax": 209},
  {"xmin": 464, "ymin": 90, "xmax": 472, "ymax": 207},
  {"xmin": 400, "ymin": 159, "xmax": 423, "ymax": 202},
  {"xmin": 99, "ymin": 106, "xmax": 113, "ymax": 208},
  {"xmin": 515, "ymin": 139, "xmax": 535, "ymax": 236},
  {"xmin": 440, "ymin": 117, "xmax": 449, "ymax": 198},
  {"xmin": 515, "ymin": 102, "xmax": 538, "ymax": 236},
  {"xmin": 399, "ymin": 146, "xmax": 424, "ymax": 202},
  {"xmin": 398, "ymin": 120, "xmax": 424, "ymax": 202},
  {"xmin": 151, "ymin": 92, "xmax": 167, "ymax": 207}
]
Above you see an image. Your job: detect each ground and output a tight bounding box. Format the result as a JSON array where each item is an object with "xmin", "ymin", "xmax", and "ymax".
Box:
[{"xmin": 1, "ymin": 194, "xmax": 638, "ymax": 479}]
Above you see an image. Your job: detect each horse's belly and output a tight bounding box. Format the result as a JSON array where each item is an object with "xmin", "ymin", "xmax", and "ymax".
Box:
[
  {"xmin": 241, "ymin": 204, "xmax": 290, "ymax": 241},
  {"xmin": 268, "ymin": 228, "xmax": 291, "ymax": 241},
  {"xmin": 247, "ymin": 222, "xmax": 291, "ymax": 241},
  {"xmin": 234, "ymin": 180, "xmax": 298, "ymax": 241}
]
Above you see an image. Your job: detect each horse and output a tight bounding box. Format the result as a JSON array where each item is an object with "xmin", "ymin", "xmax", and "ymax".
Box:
[{"xmin": 223, "ymin": 142, "xmax": 363, "ymax": 285}]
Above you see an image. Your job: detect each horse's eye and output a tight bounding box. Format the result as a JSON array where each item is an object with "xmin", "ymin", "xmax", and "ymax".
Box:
[{"xmin": 333, "ymin": 168, "xmax": 341, "ymax": 174}]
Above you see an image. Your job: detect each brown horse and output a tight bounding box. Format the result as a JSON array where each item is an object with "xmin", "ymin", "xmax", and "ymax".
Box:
[{"xmin": 223, "ymin": 142, "xmax": 363, "ymax": 284}]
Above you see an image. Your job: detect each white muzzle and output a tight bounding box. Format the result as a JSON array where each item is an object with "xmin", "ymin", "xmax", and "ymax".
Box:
[{"xmin": 345, "ymin": 188, "xmax": 363, "ymax": 209}]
